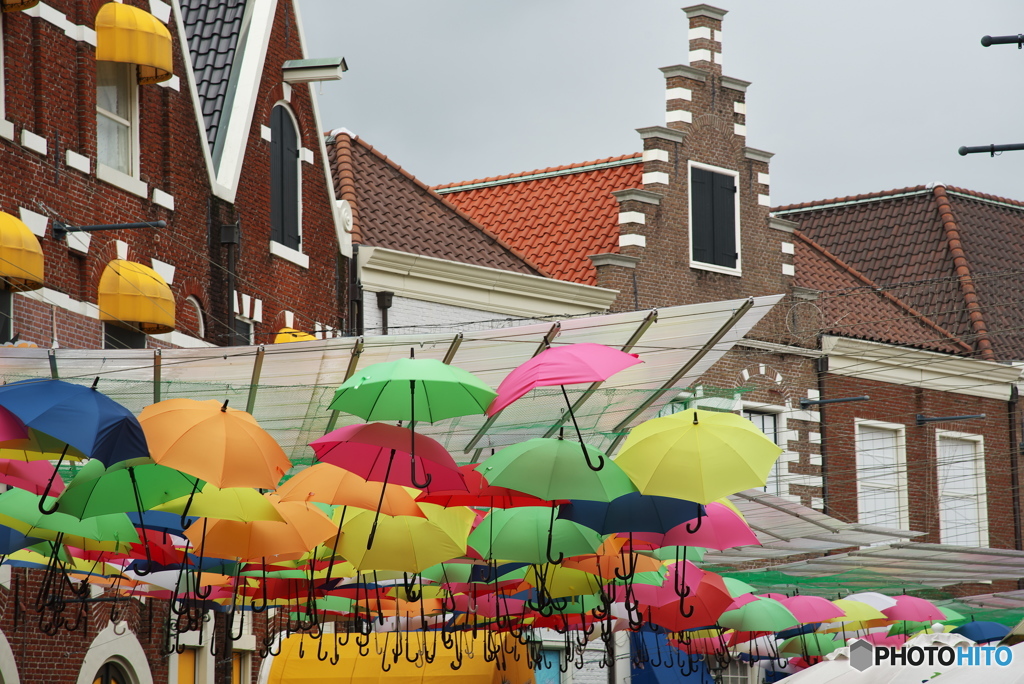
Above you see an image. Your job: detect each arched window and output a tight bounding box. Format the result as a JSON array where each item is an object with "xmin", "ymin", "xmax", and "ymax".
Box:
[
  {"xmin": 269, "ymin": 105, "xmax": 300, "ymax": 250},
  {"xmin": 93, "ymin": 661, "xmax": 130, "ymax": 684},
  {"xmin": 184, "ymin": 295, "xmax": 205, "ymax": 338}
]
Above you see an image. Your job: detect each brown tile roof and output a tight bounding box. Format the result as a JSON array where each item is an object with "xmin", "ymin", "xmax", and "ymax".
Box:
[
  {"xmin": 433, "ymin": 155, "xmax": 643, "ymax": 285},
  {"xmin": 326, "ymin": 131, "xmax": 543, "ymax": 276},
  {"xmin": 777, "ymin": 184, "xmax": 1024, "ymax": 360},
  {"xmin": 794, "ymin": 233, "xmax": 971, "ymax": 355}
]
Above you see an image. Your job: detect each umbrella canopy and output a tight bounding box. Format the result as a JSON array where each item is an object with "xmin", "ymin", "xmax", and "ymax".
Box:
[
  {"xmin": 649, "ymin": 501, "xmax": 759, "ymax": 550},
  {"xmin": 0, "ymin": 488, "xmax": 139, "ymax": 551},
  {"xmin": 469, "ymin": 506, "xmax": 605, "ymax": 565},
  {"xmin": 479, "ymin": 438, "xmax": 636, "ymax": 502},
  {"xmin": 779, "ymin": 633, "xmax": 843, "ymax": 657},
  {"xmin": 54, "ymin": 460, "xmax": 201, "ymax": 519},
  {"xmin": 275, "ymin": 463, "xmax": 424, "ymax": 517},
  {"xmin": 155, "ymin": 484, "xmax": 285, "ymax": 522},
  {"xmin": 719, "ymin": 597, "xmax": 800, "ymax": 632},
  {"xmin": 952, "ymin": 621, "xmax": 1011, "ymax": 643},
  {"xmin": 0, "ymin": 405, "xmax": 27, "ymax": 442},
  {"xmin": 337, "ymin": 503, "xmax": 474, "ymax": 573},
  {"xmin": 881, "ymin": 595, "xmax": 947, "ymax": 622},
  {"xmin": 140, "ymin": 398, "xmax": 289, "ymax": 489},
  {"xmin": 183, "ymin": 498, "xmax": 336, "ymax": 560},
  {"xmin": 557, "ymin": 492, "xmax": 702, "ymax": 534},
  {"xmin": 781, "ymin": 594, "xmax": 848, "ymax": 623},
  {"xmin": 0, "ymin": 378, "xmax": 149, "ymax": 466},
  {"xmin": 615, "ymin": 409, "xmax": 783, "ymax": 503},
  {"xmin": 415, "ymin": 464, "xmax": 555, "ymax": 508},
  {"xmin": 311, "ymin": 423, "xmax": 466, "ymax": 492},
  {"xmin": 0, "ymin": 458, "xmax": 66, "ymax": 495},
  {"xmin": 487, "ymin": 343, "xmax": 642, "ymax": 415},
  {"xmin": 328, "ymin": 357, "xmax": 496, "ymax": 423}
]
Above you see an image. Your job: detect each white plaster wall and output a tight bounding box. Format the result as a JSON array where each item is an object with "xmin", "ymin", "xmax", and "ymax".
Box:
[{"xmin": 364, "ymin": 294, "xmax": 547, "ymax": 336}]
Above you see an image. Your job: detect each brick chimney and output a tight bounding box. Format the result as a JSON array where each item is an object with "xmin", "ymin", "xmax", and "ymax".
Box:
[{"xmin": 683, "ymin": 4, "xmax": 726, "ymax": 72}]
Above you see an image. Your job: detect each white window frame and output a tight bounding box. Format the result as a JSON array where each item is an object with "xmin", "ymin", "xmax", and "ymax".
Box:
[
  {"xmin": 935, "ymin": 429, "xmax": 988, "ymax": 547},
  {"xmin": 96, "ymin": 62, "xmax": 143, "ymax": 195},
  {"xmin": 687, "ymin": 160, "xmax": 742, "ymax": 277},
  {"xmin": 184, "ymin": 295, "xmax": 205, "ymax": 338},
  {"xmin": 742, "ymin": 401, "xmax": 786, "ymax": 497},
  {"xmin": 233, "ymin": 316, "xmax": 254, "ymax": 346},
  {"xmin": 855, "ymin": 419, "xmax": 909, "ymax": 530}
]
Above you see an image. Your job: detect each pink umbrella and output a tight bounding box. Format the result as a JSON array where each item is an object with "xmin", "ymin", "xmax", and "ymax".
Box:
[
  {"xmin": 0, "ymin": 458, "xmax": 65, "ymax": 495},
  {"xmin": 488, "ymin": 343, "xmax": 642, "ymax": 415},
  {"xmin": 861, "ymin": 632, "xmax": 908, "ymax": 648},
  {"xmin": 0, "ymin": 406, "xmax": 27, "ymax": 443},
  {"xmin": 881, "ymin": 595, "xmax": 947, "ymax": 622},
  {"xmin": 781, "ymin": 594, "xmax": 847, "ymax": 622},
  {"xmin": 311, "ymin": 423, "xmax": 467, "ymax": 493},
  {"xmin": 633, "ymin": 502, "xmax": 760, "ymax": 550}
]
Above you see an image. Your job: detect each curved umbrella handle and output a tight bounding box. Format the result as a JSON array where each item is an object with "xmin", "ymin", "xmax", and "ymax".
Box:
[
  {"xmin": 685, "ymin": 506, "xmax": 704, "ymax": 534},
  {"xmin": 178, "ymin": 478, "xmax": 201, "ymax": 531},
  {"xmin": 38, "ymin": 443, "xmax": 70, "ymax": 515},
  {"xmin": 409, "ymin": 457, "xmax": 432, "ymax": 489},
  {"xmin": 545, "ymin": 507, "xmax": 564, "ymax": 565}
]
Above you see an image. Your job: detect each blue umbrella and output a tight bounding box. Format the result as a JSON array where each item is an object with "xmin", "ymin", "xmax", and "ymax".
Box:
[
  {"xmin": 951, "ymin": 621, "xmax": 1011, "ymax": 643},
  {"xmin": 0, "ymin": 378, "xmax": 149, "ymax": 511},
  {"xmin": 0, "ymin": 523, "xmax": 42, "ymax": 555},
  {"xmin": 557, "ymin": 492, "xmax": 703, "ymax": 534}
]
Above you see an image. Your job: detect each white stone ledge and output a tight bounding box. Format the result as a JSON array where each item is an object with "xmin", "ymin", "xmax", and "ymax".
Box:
[
  {"xmin": 642, "ymin": 171, "xmax": 670, "ymax": 185},
  {"xmin": 152, "ymin": 188, "xmax": 175, "ymax": 211},
  {"xmin": 66, "ymin": 150, "xmax": 90, "ymax": 174},
  {"xmin": 618, "ymin": 211, "xmax": 646, "ymax": 225},
  {"xmin": 667, "ymin": 110, "xmax": 693, "ymax": 124},
  {"xmin": 269, "ymin": 240, "xmax": 310, "ymax": 269},
  {"xmin": 20, "ymin": 129, "xmax": 47, "ymax": 156},
  {"xmin": 619, "ymin": 234, "xmax": 647, "ymax": 248},
  {"xmin": 96, "ymin": 163, "xmax": 148, "ymax": 198}
]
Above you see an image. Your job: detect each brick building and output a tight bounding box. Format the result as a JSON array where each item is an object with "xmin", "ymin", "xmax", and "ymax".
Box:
[
  {"xmin": 0, "ymin": 0, "xmax": 347, "ymax": 683},
  {"xmin": 439, "ymin": 2, "xmax": 1023, "ymax": 588}
]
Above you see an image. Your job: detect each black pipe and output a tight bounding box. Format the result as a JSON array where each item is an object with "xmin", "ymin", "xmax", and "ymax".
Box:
[
  {"xmin": 958, "ymin": 143, "xmax": 1024, "ymax": 156},
  {"xmin": 221, "ymin": 222, "xmax": 240, "ymax": 344},
  {"xmin": 376, "ymin": 290, "xmax": 394, "ymax": 335},
  {"xmin": 981, "ymin": 34, "xmax": 1024, "ymax": 47}
]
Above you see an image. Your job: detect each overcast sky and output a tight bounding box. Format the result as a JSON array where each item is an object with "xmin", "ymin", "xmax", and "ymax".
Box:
[{"xmin": 297, "ymin": 1, "xmax": 1023, "ymax": 206}]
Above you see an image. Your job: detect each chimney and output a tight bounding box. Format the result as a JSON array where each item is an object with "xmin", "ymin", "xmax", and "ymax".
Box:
[{"xmin": 683, "ymin": 4, "xmax": 727, "ymax": 72}]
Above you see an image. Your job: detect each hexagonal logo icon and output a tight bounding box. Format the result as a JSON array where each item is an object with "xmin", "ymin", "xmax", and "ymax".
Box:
[{"xmin": 849, "ymin": 639, "xmax": 875, "ymax": 672}]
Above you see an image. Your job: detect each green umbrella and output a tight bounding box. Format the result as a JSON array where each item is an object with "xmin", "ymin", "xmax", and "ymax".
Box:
[
  {"xmin": 779, "ymin": 633, "xmax": 843, "ymax": 657},
  {"xmin": 479, "ymin": 438, "xmax": 637, "ymax": 502},
  {"xmin": 468, "ymin": 506, "xmax": 605, "ymax": 565},
  {"xmin": 54, "ymin": 460, "xmax": 203, "ymax": 519},
  {"xmin": 640, "ymin": 546, "xmax": 707, "ymax": 563},
  {"xmin": 718, "ymin": 597, "xmax": 799, "ymax": 632},
  {"xmin": 328, "ymin": 357, "xmax": 496, "ymax": 422},
  {"xmin": 722, "ymin": 577, "xmax": 757, "ymax": 598},
  {"xmin": 0, "ymin": 487, "xmax": 139, "ymax": 551}
]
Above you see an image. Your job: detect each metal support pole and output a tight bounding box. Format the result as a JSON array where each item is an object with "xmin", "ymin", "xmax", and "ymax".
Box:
[
  {"xmin": 153, "ymin": 349, "xmax": 162, "ymax": 403},
  {"xmin": 324, "ymin": 337, "xmax": 363, "ymax": 434},
  {"xmin": 47, "ymin": 348, "xmax": 58, "ymax": 379},
  {"xmin": 442, "ymin": 333, "xmax": 464, "ymax": 365},
  {"xmin": 246, "ymin": 345, "xmax": 266, "ymax": 414}
]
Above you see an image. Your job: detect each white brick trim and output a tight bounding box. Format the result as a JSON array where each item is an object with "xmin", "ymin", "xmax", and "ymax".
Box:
[
  {"xmin": 260, "ymin": 125, "xmax": 272, "ymax": 142},
  {"xmin": 757, "ymin": 172, "xmax": 770, "ymax": 185},
  {"xmin": 157, "ymin": 75, "xmax": 180, "ymax": 91},
  {"xmin": 665, "ymin": 87, "xmax": 692, "ymax": 101},
  {"xmin": 734, "ymin": 101, "xmax": 747, "ymax": 114},
  {"xmin": 666, "ymin": 110, "xmax": 692, "ymax": 124},
  {"xmin": 734, "ymin": 124, "xmax": 747, "ymax": 137},
  {"xmin": 18, "ymin": 208, "xmax": 48, "ymax": 238},
  {"xmin": 782, "ymin": 264, "xmax": 795, "ymax": 276},
  {"xmin": 642, "ymin": 149, "xmax": 669, "ymax": 163},
  {"xmin": 688, "ymin": 27, "xmax": 712, "ymax": 40},
  {"xmin": 299, "ymin": 147, "xmax": 314, "ymax": 164},
  {"xmin": 758, "ymin": 193, "xmax": 771, "ymax": 206},
  {"xmin": 642, "ymin": 171, "xmax": 670, "ymax": 185},
  {"xmin": 282, "ymin": 82, "xmax": 292, "ymax": 103},
  {"xmin": 67, "ymin": 232, "xmax": 91, "ymax": 254},
  {"xmin": 619, "ymin": 234, "xmax": 647, "ymax": 248},
  {"xmin": 66, "ymin": 150, "xmax": 90, "ymax": 174},
  {"xmin": 148, "ymin": 0, "xmax": 171, "ymax": 22},
  {"xmin": 150, "ymin": 258, "xmax": 176, "ymax": 284},
  {"xmin": 689, "ymin": 49, "xmax": 713, "ymax": 63},
  {"xmin": 618, "ymin": 211, "xmax": 646, "ymax": 225},
  {"xmin": 23, "ymin": 2, "xmax": 97, "ymax": 46},
  {"xmin": 781, "ymin": 242, "xmax": 795, "ymax": 255},
  {"xmin": 20, "ymin": 129, "xmax": 47, "ymax": 156},
  {"xmin": 96, "ymin": 163, "xmax": 148, "ymax": 199},
  {"xmin": 0, "ymin": 120, "xmax": 13, "ymax": 142},
  {"xmin": 114, "ymin": 240, "xmax": 129, "ymax": 260},
  {"xmin": 269, "ymin": 240, "xmax": 310, "ymax": 269},
  {"xmin": 152, "ymin": 188, "xmax": 175, "ymax": 211}
]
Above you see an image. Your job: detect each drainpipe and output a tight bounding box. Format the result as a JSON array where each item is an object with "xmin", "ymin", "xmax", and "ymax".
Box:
[
  {"xmin": 815, "ymin": 352, "xmax": 831, "ymax": 517},
  {"xmin": 221, "ymin": 222, "xmax": 240, "ymax": 344},
  {"xmin": 1010, "ymin": 384, "xmax": 1023, "ymax": 589},
  {"xmin": 376, "ymin": 290, "xmax": 394, "ymax": 335},
  {"xmin": 348, "ymin": 244, "xmax": 363, "ymax": 336}
]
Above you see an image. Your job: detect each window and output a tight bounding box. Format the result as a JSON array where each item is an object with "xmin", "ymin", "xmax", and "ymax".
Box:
[
  {"xmin": 232, "ymin": 317, "xmax": 253, "ymax": 346},
  {"xmin": 103, "ymin": 323, "xmax": 146, "ymax": 350},
  {"xmin": 0, "ymin": 288, "xmax": 11, "ymax": 343},
  {"xmin": 269, "ymin": 105, "xmax": 300, "ymax": 250},
  {"xmin": 183, "ymin": 295, "xmax": 205, "ymax": 338},
  {"xmin": 855, "ymin": 422, "xmax": 907, "ymax": 529},
  {"xmin": 534, "ymin": 649, "xmax": 561, "ymax": 684},
  {"xmin": 937, "ymin": 432, "xmax": 987, "ymax": 546},
  {"xmin": 96, "ymin": 62, "xmax": 136, "ymax": 176},
  {"xmin": 744, "ymin": 409, "xmax": 782, "ymax": 496},
  {"xmin": 717, "ymin": 659, "xmax": 759, "ymax": 684},
  {"xmin": 689, "ymin": 163, "xmax": 739, "ymax": 273},
  {"xmin": 93, "ymin": 662, "xmax": 130, "ymax": 684}
]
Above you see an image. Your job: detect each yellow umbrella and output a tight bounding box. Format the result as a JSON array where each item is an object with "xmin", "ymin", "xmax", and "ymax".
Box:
[
  {"xmin": 154, "ymin": 484, "xmax": 285, "ymax": 522},
  {"xmin": 338, "ymin": 503, "xmax": 474, "ymax": 573},
  {"xmin": 614, "ymin": 409, "xmax": 783, "ymax": 503},
  {"xmin": 818, "ymin": 599, "xmax": 890, "ymax": 633},
  {"xmin": 524, "ymin": 563, "xmax": 604, "ymax": 598}
]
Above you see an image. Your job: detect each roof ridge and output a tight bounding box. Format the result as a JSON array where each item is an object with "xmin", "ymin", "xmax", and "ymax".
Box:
[
  {"xmin": 433, "ymin": 154, "xmax": 643, "ymax": 193},
  {"xmin": 945, "ymin": 185, "xmax": 1024, "ymax": 210},
  {"xmin": 794, "ymin": 232, "xmax": 973, "ymax": 354},
  {"xmin": 772, "ymin": 185, "xmax": 930, "ymax": 214},
  {"xmin": 330, "ymin": 131, "xmax": 360, "ymax": 243},
  {"xmin": 332, "ymin": 132, "xmax": 552, "ymax": 279},
  {"xmin": 931, "ymin": 186, "xmax": 996, "ymax": 360}
]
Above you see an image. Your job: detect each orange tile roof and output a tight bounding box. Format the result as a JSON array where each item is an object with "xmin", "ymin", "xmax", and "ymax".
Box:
[{"xmin": 434, "ymin": 155, "xmax": 643, "ymax": 285}]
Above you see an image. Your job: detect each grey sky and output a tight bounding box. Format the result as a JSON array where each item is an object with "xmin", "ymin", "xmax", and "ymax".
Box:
[{"xmin": 297, "ymin": 1, "xmax": 1024, "ymax": 206}]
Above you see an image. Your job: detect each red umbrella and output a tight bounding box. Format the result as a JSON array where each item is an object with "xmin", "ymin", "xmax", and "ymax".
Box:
[
  {"xmin": 311, "ymin": 423, "xmax": 466, "ymax": 493},
  {"xmin": 416, "ymin": 464, "xmax": 560, "ymax": 508},
  {"xmin": 634, "ymin": 502, "xmax": 760, "ymax": 551},
  {"xmin": 0, "ymin": 406, "xmax": 27, "ymax": 442},
  {"xmin": 0, "ymin": 458, "xmax": 65, "ymax": 495}
]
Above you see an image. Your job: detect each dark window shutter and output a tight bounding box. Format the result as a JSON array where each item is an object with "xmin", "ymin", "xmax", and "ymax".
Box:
[
  {"xmin": 103, "ymin": 323, "xmax": 146, "ymax": 349},
  {"xmin": 690, "ymin": 167, "xmax": 714, "ymax": 264},
  {"xmin": 712, "ymin": 172, "xmax": 737, "ymax": 268},
  {"xmin": 269, "ymin": 106, "xmax": 300, "ymax": 249},
  {"xmin": 0, "ymin": 288, "xmax": 11, "ymax": 343}
]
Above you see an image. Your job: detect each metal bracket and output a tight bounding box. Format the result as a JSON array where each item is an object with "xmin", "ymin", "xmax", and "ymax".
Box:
[{"xmin": 53, "ymin": 220, "xmax": 165, "ymax": 241}]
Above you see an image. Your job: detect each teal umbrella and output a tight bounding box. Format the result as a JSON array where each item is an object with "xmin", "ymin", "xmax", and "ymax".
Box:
[
  {"xmin": 468, "ymin": 506, "xmax": 605, "ymax": 565},
  {"xmin": 328, "ymin": 357, "xmax": 496, "ymax": 423},
  {"xmin": 479, "ymin": 438, "xmax": 636, "ymax": 502}
]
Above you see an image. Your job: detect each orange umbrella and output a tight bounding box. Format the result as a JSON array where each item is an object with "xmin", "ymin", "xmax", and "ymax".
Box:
[
  {"xmin": 275, "ymin": 463, "xmax": 424, "ymax": 517},
  {"xmin": 140, "ymin": 398, "xmax": 290, "ymax": 489},
  {"xmin": 184, "ymin": 497, "xmax": 337, "ymax": 561},
  {"xmin": 562, "ymin": 536, "xmax": 661, "ymax": 580}
]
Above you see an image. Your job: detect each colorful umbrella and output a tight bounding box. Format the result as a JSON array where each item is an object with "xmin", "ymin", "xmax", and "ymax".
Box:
[
  {"xmin": 140, "ymin": 398, "xmax": 290, "ymax": 489},
  {"xmin": 557, "ymin": 492, "xmax": 703, "ymax": 535},
  {"xmin": 719, "ymin": 597, "xmax": 800, "ymax": 632},
  {"xmin": 415, "ymin": 464, "xmax": 556, "ymax": 509},
  {"xmin": 0, "ymin": 458, "xmax": 66, "ymax": 495},
  {"xmin": 337, "ymin": 503, "xmax": 474, "ymax": 573},
  {"xmin": 469, "ymin": 506, "xmax": 605, "ymax": 565},
  {"xmin": 779, "ymin": 633, "xmax": 843, "ymax": 657},
  {"xmin": 275, "ymin": 463, "xmax": 424, "ymax": 517},
  {"xmin": 615, "ymin": 409, "xmax": 783, "ymax": 503},
  {"xmin": 54, "ymin": 460, "xmax": 201, "ymax": 519}
]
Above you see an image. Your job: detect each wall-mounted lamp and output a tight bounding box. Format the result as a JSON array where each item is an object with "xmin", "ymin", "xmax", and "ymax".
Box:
[{"xmin": 799, "ymin": 396, "xmax": 870, "ymax": 409}]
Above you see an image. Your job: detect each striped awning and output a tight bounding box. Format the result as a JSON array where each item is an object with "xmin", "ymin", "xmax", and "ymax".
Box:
[{"xmin": 95, "ymin": 3, "xmax": 173, "ymax": 84}]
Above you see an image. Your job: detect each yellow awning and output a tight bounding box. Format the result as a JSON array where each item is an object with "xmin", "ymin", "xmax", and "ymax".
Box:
[
  {"xmin": 97, "ymin": 260, "xmax": 175, "ymax": 334},
  {"xmin": 268, "ymin": 633, "xmax": 535, "ymax": 684},
  {"xmin": 274, "ymin": 327, "xmax": 317, "ymax": 344},
  {"xmin": 0, "ymin": 211, "xmax": 44, "ymax": 292},
  {"xmin": 95, "ymin": 3, "xmax": 173, "ymax": 85},
  {"xmin": 2, "ymin": 0, "xmax": 40, "ymax": 12}
]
